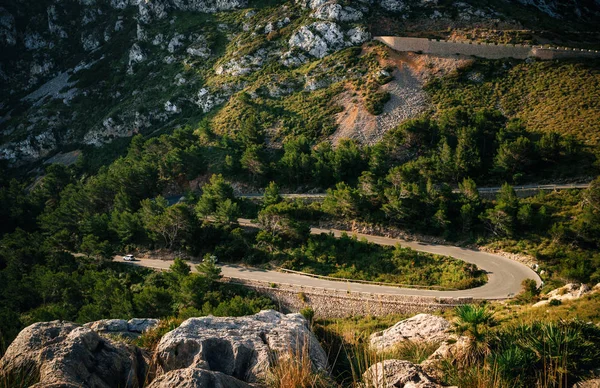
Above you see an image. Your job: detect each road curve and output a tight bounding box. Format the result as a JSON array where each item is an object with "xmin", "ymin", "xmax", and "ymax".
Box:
[{"xmin": 115, "ymin": 219, "xmax": 541, "ymax": 300}]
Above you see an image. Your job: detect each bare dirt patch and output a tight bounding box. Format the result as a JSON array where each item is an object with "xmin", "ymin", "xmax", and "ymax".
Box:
[{"xmin": 331, "ymin": 48, "xmax": 472, "ymax": 146}]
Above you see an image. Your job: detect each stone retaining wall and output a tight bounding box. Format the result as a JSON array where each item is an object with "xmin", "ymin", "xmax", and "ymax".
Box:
[
  {"xmin": 224, "ymin": 278, "xmax": 471, "ymax": 318},
  {"xmin": 375, "ymin": 36, "xmax": 600, "ymax": 60}
]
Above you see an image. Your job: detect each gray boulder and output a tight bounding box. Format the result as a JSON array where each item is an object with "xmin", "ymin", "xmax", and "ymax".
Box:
[
  {"xmin": 296, "ymin": 0, "xmax": 329, "ymax": 9},
  {"xmin": 154, "ymin": 310, "xmax": 328, "ymax": 383},
  {"xmin": 379, "ymin": 0, "xmax": 408, "ymax": 12},
  {"xmin": 85, "ymin": 318, "xmax": 129, "ymax": 332},
  {"xmin": 420, "ymin": 336, "xmax": 472, "ymax": 380},
  {"xmin": 370, "ymin": 314, "xmax": 451, "ymax": 351},
  {"xmin": 363, "ymin": 359, "xmax": 448, "ymax": 388},
  {"xmin": 0, "ymin": 321, "xmax": 147, "ymax": 388},
  {"xmin": 147, "ymin": 368, "xmax": 252, "ymax": 388},
  {"xmin": 84, "ymin": 318, "xmax": 160, "ymax": 338},
  {"xmin": 128, "ymin": 318, "xmax": 161, "ymax": 333}
]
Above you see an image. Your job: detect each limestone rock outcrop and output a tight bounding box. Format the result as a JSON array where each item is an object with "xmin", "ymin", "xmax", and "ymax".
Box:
[
  {"xmin": 370, "ymin": 313, "xmax": 451, "ymax": 351},
  {"xmin": 533, "ymin": 283, "xmax": 596, "ymax": 307},
  {"xmin": 154, "ymin": 310, "xmax": 328, "ymax": 383},
  {"xmin": 363, "ymin": 359, "xmax": 448, "ymax": 388},
  {"xmin": 312, "ymin": 2, "xmax": 364, "ymax": 21},
  {"xmin": 288, "ymin": 22, "xmax": 370, "ymax": 59},
  {"xmin": 147, "ymin": 368, "xmax": 252, "ymax": 388},
  {"xmin": 0, "ymin": 321, "xmax": 147, "ymax": 388},
  {"xmin": 138, "ymin": 0, "xmax": 247, "ymax": 24}
]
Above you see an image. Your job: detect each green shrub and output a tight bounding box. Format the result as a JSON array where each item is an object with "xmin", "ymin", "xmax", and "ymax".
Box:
[{"xmin": 300, "ymin": 307, "xmax": 315, "ymax": 325}]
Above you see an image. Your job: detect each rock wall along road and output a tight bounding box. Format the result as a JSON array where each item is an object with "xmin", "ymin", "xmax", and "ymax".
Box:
[{"xmin": 375, "ymin": 37, "xmax": 600, "ymax": 60}]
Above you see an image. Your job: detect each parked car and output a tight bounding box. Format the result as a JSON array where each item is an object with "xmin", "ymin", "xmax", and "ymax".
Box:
[{"xmin": 123, "ymin": 254, "xmax": 135, "ymax": 261}]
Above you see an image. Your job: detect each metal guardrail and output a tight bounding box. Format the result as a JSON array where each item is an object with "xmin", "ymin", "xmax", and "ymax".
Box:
[
  {"xmin": 277, "ymin": 268, "xmax": 459, "ymax": 291},
  {"xmin": 451, "ymin": 183, "xmax": 590, "ymax": 194}
]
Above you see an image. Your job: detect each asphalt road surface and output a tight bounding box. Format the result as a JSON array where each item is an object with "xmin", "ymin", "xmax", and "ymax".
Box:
[{"xmin": 115, "ymin": 219, "xmax": 541, "ymax": 300}]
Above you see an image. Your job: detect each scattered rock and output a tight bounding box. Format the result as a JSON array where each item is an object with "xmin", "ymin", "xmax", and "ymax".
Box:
[
  {"xmin": 281, "ymin": 50, "xmax": 309, "ymax": 67},
  {"xmin": 128, "ymin": 43, "xmax": 146, "ymax": 71},
  {"xmin": 296, "ymin": 0, "xmax": 329, "ymax": 10},
  {"xmin": 154, "ymin": 310, "xmax": 328, "ymax": 383},
  {"xmin": 421, "ymin": 336, "xmax": 472, "ymax": 379},
  {"xmin": 0, "ymin": 321, "xmax": 147, "ymax": 388},
  {"xmin": 195, "ymin": 88, "xmax": 225, "ymax": 113},
  {"xmin": 370, "ymin": 314, "xmax": 450, "ymax": 351},
  {"xmin": 215, "ymin": 48, "xmax": 271, "ymax": 76},
  {"xmin": 363, "ymin": 359, "xmax": 448, "ymax": 388},
  {"xmin": 379, "ymin": 0, "xmax": 408, "ymax": 13},
  {"xmin": 312, "ymin": 2, "xmax": 363, "ymax": 22},
  {"xmin": 0, "ymin": 7, "xmax": 16, "ymax": 46},
  {"xmin": 81, "ymin": 32, "xmax": 100, "ymax": 51},
  {"xmin": 148, "ymin": 368, "xmax": 252, "ymax": 388},
  {"xmin": 533, "ymin": 283, "xmax": 595, "ymax": 307},
  {"xmin": 187, "ymin": 45, "xmax": 211, "ymax": 58},
  {"xmin": 24, "ymin": 31, "xmax": 48, "ymax": 50},
  {"xmin": 167, "ymin": 33, "xmax": 186, "ymax": 53}
]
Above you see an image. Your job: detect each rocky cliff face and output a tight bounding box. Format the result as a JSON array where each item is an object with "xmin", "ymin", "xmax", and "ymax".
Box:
[
  {"xmin": 0, "ymin": 0, "xmax": 597, "ymax": 165},
  {"xmin": 0, "ymin": 310, "xmax": 328, "ymax": 388},
  {"xmin": 0, "ymin": 0, "xmax": 370, "ymax": 165}
]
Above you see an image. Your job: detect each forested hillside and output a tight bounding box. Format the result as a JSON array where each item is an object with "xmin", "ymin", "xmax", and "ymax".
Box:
[{"xmin": 1, "ymin": 0, "xmax": 600, "ymax": 386}]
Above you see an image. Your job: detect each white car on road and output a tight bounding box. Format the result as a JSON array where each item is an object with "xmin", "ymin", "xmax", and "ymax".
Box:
[{"xmin": 123, "ymin": 254, "xmax": 135, "ymax": 261}]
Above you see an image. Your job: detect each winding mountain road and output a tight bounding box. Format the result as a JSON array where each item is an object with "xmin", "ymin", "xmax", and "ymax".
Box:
[{"xmin": 116, "ymin": 219, "xmax": 542, "ymax": 300}]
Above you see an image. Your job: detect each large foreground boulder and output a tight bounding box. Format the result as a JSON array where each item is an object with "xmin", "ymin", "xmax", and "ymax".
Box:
[
  {"xmin": 0, "ymin": 321, "xmax": 147, "ymax": 388},
  {"xmin": 363, "ymin": 359, "xmax": 449, "ymax": 388},
  {"xmin": 370, "ymin": 314, "xmax": 451, "ymax": 351},
  {"xmin": 154, "ymin": 310, "xmax": 328, "ymax": 383},
  {"xmin": 147, "ymin": 368, "xmax": 252, "ymax": 388}
]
